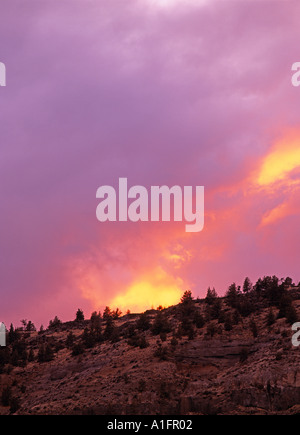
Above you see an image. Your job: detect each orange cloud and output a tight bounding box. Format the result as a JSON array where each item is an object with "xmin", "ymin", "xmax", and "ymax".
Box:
[
  {"xmin": 69, "ymin": 226, "xmax": 190, "ymax": 314},
  {"xmin": 256, "ymin": 135, "xmax": 300, "ymax": 187},
  {"xmin": 245, "ymin": 131, "xmax": 300, "ymax": 227},
  {"xmin": 108, "ymin": 266, "xmax": 183, "ymax": 313},
  {"xmin": 68, "ymin": 133, "xmax": 300, "ymax": 316},
  {"xmin": 260, "ymin": 201, "xmax": 291, "ymax": 226}
]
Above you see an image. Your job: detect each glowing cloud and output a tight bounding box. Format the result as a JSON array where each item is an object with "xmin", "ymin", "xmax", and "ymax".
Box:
[
  {"xmin": 251, "ymin": 133, "xmax": 300, "ymax": 228},
  {"xmin": 108, "ymin": 266, "xmax": 183, "ymax": 313},
  {"xmin": 260, "ymin": 201, "xmax": 291, "ymax": 226},
  {"xmin": 257, "ymin": 137, "xmax": 300, "ymax": 186}
]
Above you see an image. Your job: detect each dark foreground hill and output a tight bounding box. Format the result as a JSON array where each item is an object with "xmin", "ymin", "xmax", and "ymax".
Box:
[{"xmin": 1, "ymin": 278, "xmax": 300, "ymax": 415}]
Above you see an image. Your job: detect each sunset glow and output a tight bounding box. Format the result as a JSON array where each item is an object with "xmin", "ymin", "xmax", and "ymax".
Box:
[
  {"xmin": 257, "ymin": 138, "xmax": 300, "ymax": 186},
  {"xmin": 108, "ymin": 267, "xmax": 183, "ymax": 313}
]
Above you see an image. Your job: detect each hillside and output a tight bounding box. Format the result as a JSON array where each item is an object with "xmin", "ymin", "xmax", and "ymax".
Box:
[{"xmin": 1, "ymin": 277, "xmax": 300, "ymax": 415}]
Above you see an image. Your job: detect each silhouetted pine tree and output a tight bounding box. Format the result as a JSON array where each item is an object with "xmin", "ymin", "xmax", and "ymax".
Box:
[
  {"xmin": 82, "ymin": 328, "xmax": 95, "ymax": 348},
  {"xmin": 242, "ymin": 277, "xmax": 252, "ymax": 294},
  {"xmin": 205, "ymin": 287, "xmax": 218, "ymax": 305},
  {"xmin": 75, "ymin": 308, "xmax": 84, "ymax": 322}
]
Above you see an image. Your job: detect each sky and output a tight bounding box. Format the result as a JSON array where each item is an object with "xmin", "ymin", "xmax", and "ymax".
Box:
[{"xmin": 1, "ymin": 0, "xmax": 300, "ymax": 328}]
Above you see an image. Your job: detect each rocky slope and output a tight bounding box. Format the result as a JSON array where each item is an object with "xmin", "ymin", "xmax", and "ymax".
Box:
[{"xmin": 1, "ymin": 287, "xmax": 300, "ymax": 415}]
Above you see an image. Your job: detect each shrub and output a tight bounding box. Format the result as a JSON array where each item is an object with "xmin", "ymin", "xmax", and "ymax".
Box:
[
  {"xmin": 136, "ymin": 313, "xmax": 151, "ymax": 331},
  {"xmin": 139, "ymin": 336, "xmax": 149, "ymax": 349},
  {"xmin": 154, "ymin": 344, "xmax": 168, "ymax": 361},
  {"xmin": 206, "ymin": 323, "xmax": 216, "ymax": 338},
  {"xmin": 72, "ymin": 343, "xmax": 85, "ymax": 357},
  {"xmin": 286, "ymin": 304, "xmax": 298, "ymax": 325},
  {"xmin": 110, "ymin": 329, "xmax": 120, "ymax": 343},
  {"xmin": 266, "ymin": 308, "xmax": 276, "ymax": 327},
  {"xmin": 38, "ymin": 344, "xmax": 54, "ymax": 362}
]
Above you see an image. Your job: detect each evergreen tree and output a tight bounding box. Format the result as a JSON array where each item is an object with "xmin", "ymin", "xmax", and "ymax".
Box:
[
  {"xmin": 205, "ymin": 287, "xmax": 217, "ymax": 305},
  {"xmin": 151, "ymin": 311, "xmax": 171, "ymax": 335},
  {"xmin": 103, "ymin": 316, "xmax": 115, "ymax": 340},
  {"xmin": 75, "ymin": 308, "xmax": 85, "ymax": 322},
  {"xmin": 209, "ymin": 298, "xmax": 222, "ymax": 320},
  {"xmin": 181, "ymin": 290, "xmax": 193, "ymax": 304},
  {"xmin": 232, "ymin": 309, "xmax": 241, "ymax": 325},
  {"xmin": 44, "ymin": 344, "xmax": 54, "ymax": 362},
  {"xmin": 37, "ymin": 344, "xmax": 45, "ymax": 363},
  {"xmin": 102, "ymin": 306, "xmax": 112, "ymax": 320},
  {"xmin": 112, "ymin": 308, "xmax": 122, "ymax": 319},
  {"xmin": 277, "ymin": 294, "xmax": 293, "ymax": 319},
  {"xmin": 48, "ymin": 316, "xmax": 62, "ymax": 329},
  {"xmin": 90, "ymin": 311, "xmax": 102, "ymax": 342},
  {"xmin": 82, "ymin": 327, "xmax": 95, "ymax": 348},
  {"xmin": 226, "ymin": 283, "xmax": 241, "ymax": 308},
  {"xmin": 8, "ymin": 324, "xmax": 19, "ymax": 344},
  {"xmin": 243, "ymin": 277, "xmax": 252, "ymax": 294},
  {"xmin": 66, "ymin": 331, "xmax": 75, "ymax": 348},
  {"xmin": 224, "ymin": 313, "xmax": 233, "ymax": 331},
  {"xmin": 26, "ymin": 321, "xmax": 36, "ymax": 332}
]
